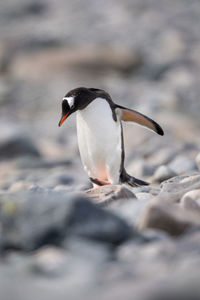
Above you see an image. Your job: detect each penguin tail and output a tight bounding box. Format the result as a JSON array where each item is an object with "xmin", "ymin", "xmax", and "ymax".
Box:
[{"xmin": 120, "ymin": 170, "xmax": 149, "ymax": 187}]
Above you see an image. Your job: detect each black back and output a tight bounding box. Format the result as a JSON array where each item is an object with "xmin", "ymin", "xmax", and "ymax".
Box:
[{"xmin": 64, "ymin": 87, "xmax": 114, "ymax": 111}]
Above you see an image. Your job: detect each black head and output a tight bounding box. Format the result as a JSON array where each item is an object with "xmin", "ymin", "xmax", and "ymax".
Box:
[{"xmin": 58, "ymin": 87, "xmax": 111, "ymax": 126}]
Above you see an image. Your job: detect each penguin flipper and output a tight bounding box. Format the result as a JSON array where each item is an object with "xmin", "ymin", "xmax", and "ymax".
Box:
[
  {"xmin": 120, "ymin": 171, "xmax": 149, "ymax": 187},
  {"xmin": 116, "ymin": 105, "xmax": 164, "ymax": 136}
]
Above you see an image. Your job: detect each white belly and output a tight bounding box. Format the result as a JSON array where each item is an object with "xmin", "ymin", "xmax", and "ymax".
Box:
[{"xmin": 76, "ymin": 98, "xmax": 122, "ymax": 183}]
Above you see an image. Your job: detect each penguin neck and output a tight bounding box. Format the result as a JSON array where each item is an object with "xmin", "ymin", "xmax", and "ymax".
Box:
[
  {"xmin": 76, "ymin": 97, "xmax": 117, "ymax": 125},
  {"xmin": 77, "ymin": 98, "xmax": 110, "ymax": 125}
]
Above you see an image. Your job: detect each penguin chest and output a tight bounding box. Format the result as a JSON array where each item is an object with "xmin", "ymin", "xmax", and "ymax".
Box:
[{"xmin": 76, "ymin": 99, "xmax": 122, "ymax": 181}]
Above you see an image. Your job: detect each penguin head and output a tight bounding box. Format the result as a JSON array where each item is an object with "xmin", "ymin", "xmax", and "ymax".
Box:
[{"xmin": 58, "ymin": 87, "xmax": 108, "ymax": 126}]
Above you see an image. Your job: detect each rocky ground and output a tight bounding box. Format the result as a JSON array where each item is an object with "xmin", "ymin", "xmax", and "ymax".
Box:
[{"xmin": 0, "ymin": 0, "xmax": 200, "ymax": 299}]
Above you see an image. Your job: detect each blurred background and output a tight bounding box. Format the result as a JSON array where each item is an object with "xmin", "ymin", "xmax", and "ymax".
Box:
[
  {"xmin": 0, "ymin": 0, "xmax": 200, "ymax": 190},
  {"xmin": 1, "ymin": 1, "xmax": 200, "ymax": 300}
]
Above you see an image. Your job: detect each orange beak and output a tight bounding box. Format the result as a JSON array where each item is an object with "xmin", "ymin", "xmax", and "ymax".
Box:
[{"xmin": 58, "ymin": 113, "xmax": 69, "ymax": 127}]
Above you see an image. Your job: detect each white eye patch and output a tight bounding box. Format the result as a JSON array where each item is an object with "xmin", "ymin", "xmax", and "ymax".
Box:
[{"xmin": 63, "ymin": 96, "xmax": 75, "ymax": 108}]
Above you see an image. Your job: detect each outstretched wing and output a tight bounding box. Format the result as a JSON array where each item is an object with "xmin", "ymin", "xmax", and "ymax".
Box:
[{"xmin": 116, "ymin": 105, "xmax": 164, "ymax": 136}]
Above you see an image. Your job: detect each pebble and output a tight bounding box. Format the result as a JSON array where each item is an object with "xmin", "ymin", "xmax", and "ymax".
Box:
[
  {"xmin": 135, "ymin": 192, "xmax": 153, "ymax": 201},
  {"xmin": 31, "ymin": 246, "xmax": 67, "ymax": 276},
  {"xmin": 160, "ymin": 173, "xmax": 200, "ymax": 203},
  {"xmin": 161, "ymin": 173, "xmax": 200, "ymax": 192},
  {"xmin": 107, "ymin": 196, "xmax": 150, "ymax": 227},
  {"xmin": 196, "ymin": 153, "xmax": 200, "ymax": 170},
  {"xmin": 0, "ymin": 124, "xmax": 40, "ymax": 159},
  {"xmin": 86, "ymin": 184, "xmax": 136, "ymax": 205},
  {"xmin": 181, "ymin": 196, "xmax": 200, "ymax": 211},
  {"xmin": 39, "ymin": 173, "xmax": 74, "ymax": 189},
  {"xmin": 9, "ymin": 181, "xmax": 33, "ymax": 192},
  {"xmin": 1, "ymin": 1, "xmax": 200, "ymax": 299},
  {"xmin": 168, "ymin": 155, "xmax": 198, "ymax": 174},
  {"xmin": 127, "ymin": 159, "xmax": 156, "ymax": 178},
  {"xmin": 138, "ymin": 201, "xmax": 191, "ymax": 236},
  {"xmin": 54, "ymin": 185, "xmax": 74, "ymax": 192},
  {"xmin": 153, "ymin": 165, "xmax": 177, "ymax": 183},
  {"xmin": 149, "ymin": 148, "xmax": 178, "ymax": 166},
  {"xmin": 181, "ymin": 189, "xmax": 200, "ymax": 209}
]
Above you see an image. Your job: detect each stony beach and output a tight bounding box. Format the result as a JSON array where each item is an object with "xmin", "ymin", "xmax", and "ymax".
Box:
[{"xmin": 0, "ymin": 0, "xmax": 200, "ymax": 299}]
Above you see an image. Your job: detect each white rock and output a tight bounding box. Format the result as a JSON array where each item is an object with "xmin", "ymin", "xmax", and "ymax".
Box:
[
  {"xmin": 181, "ymin": 189, "xmax": 200, "ymax": 207},
  {"xmin": 181, "ymin": 197, "xmax": 200, "ymax": 211},
  {"xmin": 32, "ymin": 246, "xmax": 66, "ymax": 274}
]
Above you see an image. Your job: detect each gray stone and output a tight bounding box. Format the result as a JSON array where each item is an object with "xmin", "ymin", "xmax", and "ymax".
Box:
[
  {"xmin": 63, "ymin": 237, "xmax": 114, "ymax": 263},
  {"xmin": 181, "ymin": 190, "xmax": 200, "ymax": 211},
  {"xmin": 153, "ymin": 165, "xmax": 177, "ymax": 183},
  {"xmin": 196, "ymin": 153, "xmax": 200, "ymax": 170},
  {"xmin": 181, "ymin": 196, "xmax": 200, "ymax": 213},
  {"xmin": 0, "ymin": 190, "xmax": 132, "ymax": 251},
  {"xmin": 54, "ymin": 185, "xmax": 75, "ymax": 192},
  {"xmin": 30, "ymin": 246, "xmax": 67, "ymax": 277},
  {"xmin": 160, "ymin": 172, "xmax": 200, "ymax": 203},
  {"xmin": 138, "ymin": 201, "xmax": 191, "ymax": 235},
  {"xmin": 65, "ymin": 195, "xmax": 132, "ymax": 245},
  {"xmin": 149, "ymin": 148, "xmax": 178, "ymax": 166},
  {"xmin": 137, "ymin": 173, "xmax": 200, "ymax": 234},
  {"xmin": 0, "ymin": 125, "xmax": 40, "ymax": 159},
  {"xmin": 127, "ymin": 159, "xmax": 156, "ymax": 178},
  {"xmin": 107, "ymin": 196, "xmax": 150, "ymax": 227},
  {"xmin": 132, "ymin": 186, "xmax": 152, "ymax": 194},
  {"xmin": 133, "ymin": 186, "xmax": 161, "ymax": 197},
  {"xmin": 181, "ymin": 189, "xmax": 200, "ymax": 203},
  {"xmin": 16, "ymin": 157, "xmax": 72, "ymax": 169},
  {"xmin": 8, "ymin": 181, "xmax": 33, "ymax": 192},
  {"xmin": 135, "ymin": 192, "xmax": 153, "ymax": 201},
  {"xmin": 86, "ymin": 184, "xmax": 136, "ymax": 205},
  {"xmin": 168, "ymin": 155, "xmax": 198, "ymax": 175},
  {"xmin": 40, "ymin": 172, "xmax": 74, "ymax": 188},
  {"xmin": 138, "ymin": 229, "xmax": 169, "ymax": 243}
]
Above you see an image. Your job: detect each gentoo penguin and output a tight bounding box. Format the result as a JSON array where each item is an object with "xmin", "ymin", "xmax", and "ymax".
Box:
[{"xmin": 58, "ymin": 87, "xmax": 164, "ymax": 187}]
